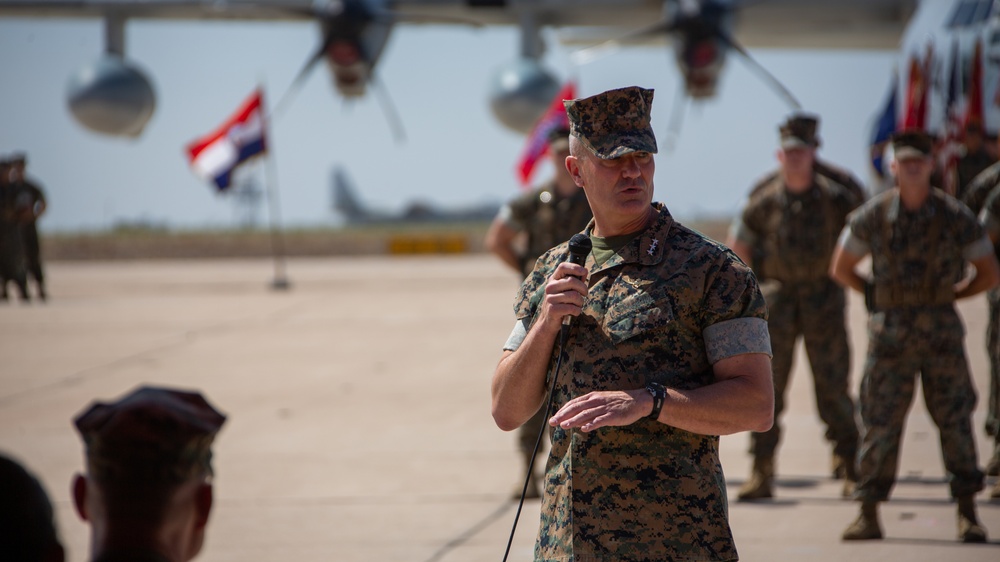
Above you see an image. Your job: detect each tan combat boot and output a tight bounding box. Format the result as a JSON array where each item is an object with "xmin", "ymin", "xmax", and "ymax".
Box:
[
  {"xmin": 842, "ymin": 500, "xmax": 882, "ymax": 540},
  {"xmin": 834, "ymin": 452, "xmax": 858, "ymax": 498},
  {"xmin": 737, "ymin": 457, "xmax": 774, "ymax": 500},
  {"xmin": 957, "ymin": 494, "xmax": 987, "ymax": 543},
  {"xmin": 831, "ymin": 452, "xmax": 847, "ymax": 479}
]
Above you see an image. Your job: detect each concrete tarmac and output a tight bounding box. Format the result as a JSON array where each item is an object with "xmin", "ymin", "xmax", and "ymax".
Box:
[{"xmin": 1, "ymin": 255, "xmax": 998, "ymax": 561}]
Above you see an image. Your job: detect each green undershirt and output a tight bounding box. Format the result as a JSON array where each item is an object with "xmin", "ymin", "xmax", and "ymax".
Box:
[{"xmin": 590, "ymin": 232, "xmax": 641, "ymax": 267}]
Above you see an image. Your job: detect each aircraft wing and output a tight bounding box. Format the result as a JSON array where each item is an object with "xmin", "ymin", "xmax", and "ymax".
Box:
[
  {"xmin": 0, "ymin": 0, "xmax": 318, "ymax": 21},
  {"xmin": 731, "ymin": 0, "xmax": 917, "ymax": 50},
  {"xmin": 0, "ymin": 0, "xmax": 916, "ymax": 49},
  {"xmin": 390, "ymin": 0, "xmax": 916, "ymax": 50}
]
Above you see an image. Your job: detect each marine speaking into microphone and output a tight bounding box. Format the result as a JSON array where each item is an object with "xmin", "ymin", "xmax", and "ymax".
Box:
[{"xmin": 490, "ymin": 86, "xmax": 774, "ymax": 561}]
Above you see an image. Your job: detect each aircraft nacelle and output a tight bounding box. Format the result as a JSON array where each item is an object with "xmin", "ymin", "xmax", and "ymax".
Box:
[
  {"xmin": 674, "ymin": 33, "xmax": 727, "ymax": 99},
  {"xmin": 670, "ymin": 0, "xmax": 734, "ymax": 100},
  {"xmin": 487, "ymin": 58, "xmax": 561, "ymax": 135},
  {"xmin": 321, "ymin": 29, "xmax": 373, "ymax": 98},
  {"xmin": 318, "ymin": 0, "xmax": 394, "ymax": 98},
  {"xmin": 66, "ymin": 54, "xmax": 156, "ymax": 138}
]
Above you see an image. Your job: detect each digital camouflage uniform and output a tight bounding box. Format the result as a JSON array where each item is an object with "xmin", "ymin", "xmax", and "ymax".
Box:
[
  {"xmin": 733, "ymin": 175, "xmax": 862, "ymax": 468},
  {"xmin": 12, "ymin": 179, "xmax": 46, "ymax": 297},
  {"xmin": 506, "ymin": 181, "xmax": 594, "ymax": 279},
  {"xmin": 748, "ymin": 159, "xmax": 867, "ymax": 206},
  {"xmin": 510, "ymin": 203, "xmax": 770, "ymax": 561},
  {"xmin": 841, "ymin": 189, "xmax": 990, "ymax": 502},
  {"xmin": 504, "ymin": 179, "xmax": 594, "ymax": 472},
  {"xmin": 0, "ymin": 178, "xmax": 28, "ymax": 301},
  {"xmin": 956, "ymin": 147, "xmax": 995, "ymax": 201},
  {"xmin": 961, "ymin": 160, "xmax": 1000, "ymax": 215},
  {"xmin": 961, "ymin": 164, "xmax": 1000, "ymax": 446},
  {"xmin": 978, "ymin": 186, "xmax": 1000, "ymax": 484}
]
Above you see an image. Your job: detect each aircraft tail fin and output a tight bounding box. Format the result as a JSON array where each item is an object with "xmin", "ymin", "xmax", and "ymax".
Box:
[{"xmin": 332, "ymin": 167, "xmax": 368, "ymax": 222}]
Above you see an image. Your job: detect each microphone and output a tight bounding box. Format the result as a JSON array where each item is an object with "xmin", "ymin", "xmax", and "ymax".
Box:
[{"xmin": 562, "ymin": 233, "xmax": 592, "ymax": 326}]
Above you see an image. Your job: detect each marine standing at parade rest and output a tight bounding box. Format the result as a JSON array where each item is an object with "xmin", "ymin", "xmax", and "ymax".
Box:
[
  {"xmin": 831, "ymin": 129, "xmax": 1000, "ymax": 543},
  {"xmin": 71, "ymin": 386, "xmax": 227, "ymax": 562},
  {"xmin": 8, "ymin": 153, "xmax": 48, "ymax": 300},
  {"xmin": 959, "ymin": 146, "xmax": 1000, "ymax": 481},
  {"xmin": 727, "ymin": 115, "xmax": 862, "ymax": 501},
  {"xmin": 491, "ymin": 86, "xmax": 774, "ymax": 561},
  {"xmin": 485, "ymin": 125, "xmax": 593, "ymax": 499}
]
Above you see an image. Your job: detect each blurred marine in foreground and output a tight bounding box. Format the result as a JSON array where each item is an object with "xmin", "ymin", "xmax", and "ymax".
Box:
[{"xmin": 72, "ymin": 386, "xmax": 227, "ymax": 562}]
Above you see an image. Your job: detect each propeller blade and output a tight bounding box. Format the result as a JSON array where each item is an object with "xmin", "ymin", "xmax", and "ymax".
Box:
[
  {"xmin": 370, "ymin": 74, "xmax": 407, "ymax": 144},
  {"xmin": 715, "ymin": 28, "xmax": 802, "ymax": 110},
  {"xmin": 570, "ymin": 20, "xmax": 673, "ymax": 65},
  {"xmin": 571, "ymin": 39, "xmax": 625, "ymax": 66},
  {"xmin": 661, "ymin": 82, "xmax": 689, "ymax": 153},
  {"xmin": 272, "ymin": 41, "xmax": 329, "ymax": 119}
]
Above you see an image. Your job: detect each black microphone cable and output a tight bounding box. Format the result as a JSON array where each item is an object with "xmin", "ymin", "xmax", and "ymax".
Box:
[
  {"xmin": 502, "ymin": 233, "xmax": 591, "ymax": 561},
  {"xmin": 501, "ymin": 323, "xmax": 572, "ymax": 562}
]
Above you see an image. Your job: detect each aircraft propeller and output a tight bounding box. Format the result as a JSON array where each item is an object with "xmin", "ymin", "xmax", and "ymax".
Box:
[
  {"xmin": 571, "ymin": 0, "xmax": 801, "ymax": 114},
  {"xmin": 273, "ymin": 0, "xmax": 483, "ymax": 142}
]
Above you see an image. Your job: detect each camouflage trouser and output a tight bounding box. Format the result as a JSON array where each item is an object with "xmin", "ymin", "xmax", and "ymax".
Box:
[
  {"xmin": 748, "ymin": 278, "xmax": 859, "ymax": 460},
  {"xmin": 855, "ymin": 306, "xmax": 984, "ymax": 501},
  {"xmin": 20, "ymin": 223, "xmax": 43, "ymax": 286},
  {"xmin": 0, "ymin": 222, "xmax": 27, "ymax": 298},
  {"xmin": 986, "ymin": 289, "xmax": 1000, "ymax": 440}
]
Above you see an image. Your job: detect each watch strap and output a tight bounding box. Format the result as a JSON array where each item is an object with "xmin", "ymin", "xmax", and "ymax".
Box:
[{"xmin": 645, "ymin": 382, "xmax": 666, "ymax": 420}]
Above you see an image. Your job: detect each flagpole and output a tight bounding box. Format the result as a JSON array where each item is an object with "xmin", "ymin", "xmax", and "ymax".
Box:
[
  {"xmin": 259, "ymin": 82, "xmax": 290, "ymax": 291},
  {"xmin": 263, "ymin": 153, "xmax": 290, "ymax": 290}
]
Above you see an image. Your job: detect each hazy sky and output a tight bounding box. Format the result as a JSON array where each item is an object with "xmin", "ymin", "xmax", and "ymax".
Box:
[{"xmin": 0, "ymin": 9, "xmax": 912, "ymax": 233}]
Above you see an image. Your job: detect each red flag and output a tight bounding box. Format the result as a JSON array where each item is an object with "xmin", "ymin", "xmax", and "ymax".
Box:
[
  {"xmin": 940, "ymin": 41, "xmax": 963, "ymax": 195},
  {"xmin": 515, "ymin": 82, "xmax": 576, "ymax": 187},
  {"xmin": 965, "ymin": 40, "xmax": 984, "ymax": 129},
  {"xmin": 186, "ymin": 89, "xmax": 267, "ymax": 191},
  {"xmin": 902, "ymin": 54, "xmax": 927, "ymax": 130}
]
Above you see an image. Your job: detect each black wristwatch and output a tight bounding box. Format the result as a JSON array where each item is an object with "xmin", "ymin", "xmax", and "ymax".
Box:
[{"xmin": 645, "ymin": 381, "xmax": 666, "ymax": 420}]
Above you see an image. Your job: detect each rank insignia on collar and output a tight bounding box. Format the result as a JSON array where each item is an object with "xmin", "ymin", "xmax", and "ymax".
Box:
[{"xmin": 647, "ymin": 239, "xmax": 658, "ymax": 256}]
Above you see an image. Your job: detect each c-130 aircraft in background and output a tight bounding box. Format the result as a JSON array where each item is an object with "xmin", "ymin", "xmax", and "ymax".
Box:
[{"xmin": 0, "ymin": 0, "xmax": 916, "ymax": 139}]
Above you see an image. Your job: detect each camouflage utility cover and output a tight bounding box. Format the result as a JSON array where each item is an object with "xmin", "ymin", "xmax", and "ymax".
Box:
[
  {"xmin": 564, "ymin": 86, "xmax": 658, "ymax": 160},
  {"xmin": 514, "ymin": 203, "xmax": 769, "ymax": 561},
  {"xmin": 890, "ymin": 129, "xmax": 933, "ymax": 160},
  {"xmin": 74, "ymin": 386, "xmax": 226, "ymax": 484},
  {"xmin": 778, "ymin": 114, "xmax": 819, "ymax": 149}
]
